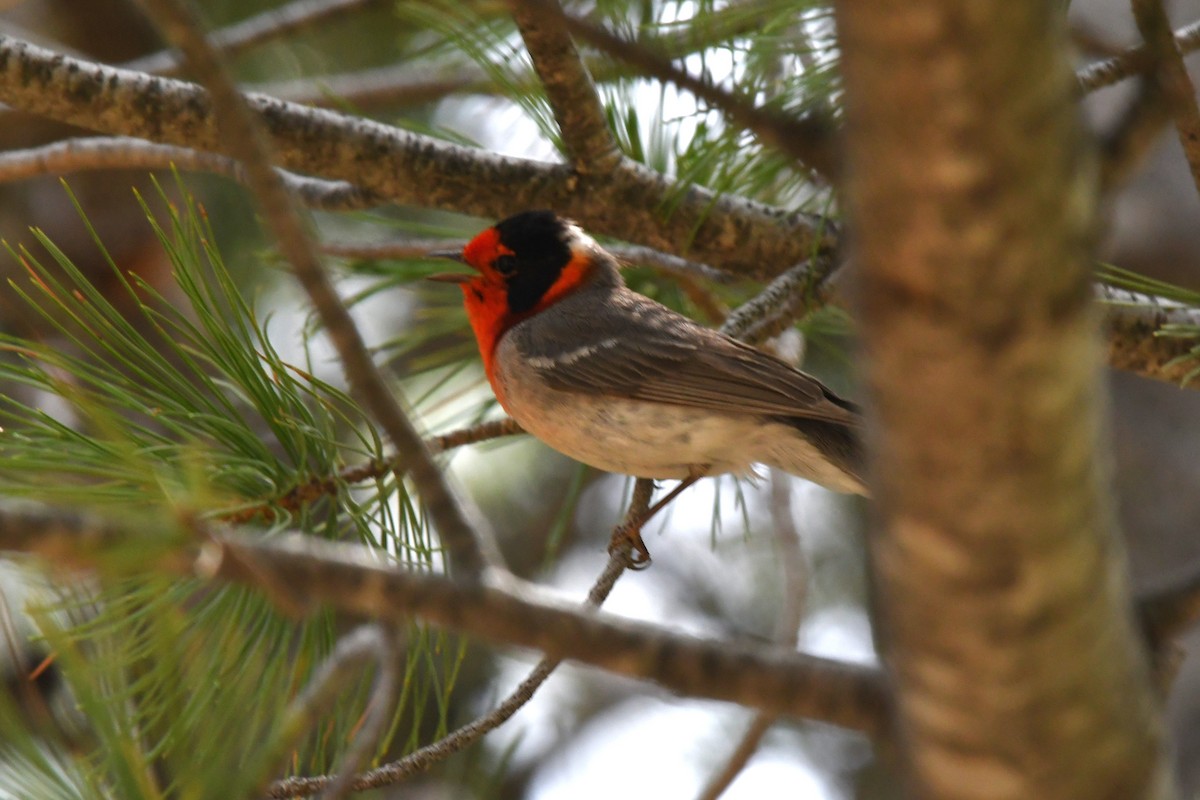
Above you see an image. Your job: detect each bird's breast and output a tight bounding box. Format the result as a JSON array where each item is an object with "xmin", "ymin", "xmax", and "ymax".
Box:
[{"xmin": 490, "ymin": 334, "xmax": 767, "ymax": 479}]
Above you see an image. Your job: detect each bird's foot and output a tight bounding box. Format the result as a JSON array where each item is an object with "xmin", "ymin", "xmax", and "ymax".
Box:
[
  {"xmin": 608, "ymin": 522, "xmax": 652, "ymax": 570},
  {"xmin": 606, "ymin": 469, "xmax": 709, "ymax": 570}
]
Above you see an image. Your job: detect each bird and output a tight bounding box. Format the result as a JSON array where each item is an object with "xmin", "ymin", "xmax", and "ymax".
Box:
[{"xmin": 430, "ymin": 210, "xmax": 865, "ymax": 564}]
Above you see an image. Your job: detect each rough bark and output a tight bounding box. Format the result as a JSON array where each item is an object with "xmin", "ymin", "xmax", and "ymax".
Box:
[
  {"xmin": 837, "ymin": 2, "xmax": 1174, "ymax": 798},
  {"xmin": 0, "ymin": 34, "xmax": 829, "ymax": 279}
]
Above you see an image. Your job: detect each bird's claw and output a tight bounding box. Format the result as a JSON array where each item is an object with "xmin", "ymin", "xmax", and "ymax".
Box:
[{"xmin": 608, "ymin": 522, "xmax": 652, "ymax": 570}]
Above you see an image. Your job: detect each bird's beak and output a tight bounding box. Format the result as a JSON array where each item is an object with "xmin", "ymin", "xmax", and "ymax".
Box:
[
  {"xmin": 425, "ymin": 249, "xmax": 473, "ymax": 283},
  {"xmin": 426, "ymin": 272, "xmax": 473, "ymax": 284}
]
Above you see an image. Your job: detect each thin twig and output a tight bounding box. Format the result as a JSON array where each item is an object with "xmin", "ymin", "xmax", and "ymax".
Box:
[
  {"xmin": 1076, "ymin": 17, "xmax": 1200, "ymax": 95},
  {"xmin": 123, "ymin": 0, "xmax": 387, "ymax": 76},
  {"xmin": 610, "ymin": 244, "xmax": 736, "ymax": 284},
  {"xmin": 1130, "ymin": 0, "xmax": 1200, "ymax": 200},
  {"xmin": 426, "ymin": 417, "xmax": 526, "ymax": 454},
  {"xmin": 265, "ymin": 479, "xmax": 655, "ymax": 798},
  {"xmin": 0, "ymin": 137, "xmax": 381, "ymax": 210},
  {"xmin": 133, "ymin": 0, "xmax": 500, "ymax": 577},
  {"xmin": 698, "ymin": 470, "xmax": 808, "ymax": 799},
  {"xmin": 221, "ymin": 418, "xmax": 526, "ymax": 524},
  {"xmin": 509, "ymin": 0, "xmax": 621, "ymax": 173},
  {"xmin": 721, "ymin": 253, "xmax": 838, "ymax": 343}
]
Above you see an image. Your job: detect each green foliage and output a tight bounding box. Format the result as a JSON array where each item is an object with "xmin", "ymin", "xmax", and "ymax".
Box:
[{"xmin": 0, "ymin": 183, "xmax": 467, "ymax": 797}]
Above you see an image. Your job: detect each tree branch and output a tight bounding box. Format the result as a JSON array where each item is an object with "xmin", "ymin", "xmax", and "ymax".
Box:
[
  {"xmin": 0, "ymin": 136, "xmax": 381, "ymax": 210},
  {"xmin": 0, "ymin": 34, "xmax": 829, "ymax": 279},
  {"xmin": 220, "ymin": 418, "xmax": 526, "ymax": 525},
  {"xmin": 509, "ymin": 0, "xmax": 621, "ymax": 173},
  {"xmin": 132, "ymin": 0, "xmax": 500, "ymax": 577},
  {"xmin": 0, "ymin": 501, "xmax": 892, "ymax": 735},
  {"xmin": 7, "ymin": 30, "xmax": 1190, "ymax": 400},
  {"xmin": 1100, "ymin": 285, "xmax": 1200, "ymax": 387},
  {"xmin": 205, "ymin": 534, "xmax": 889, "ymax": 735},
  {"xmin": 1076, "ymin": 17, "xmax": 1200, "ymax": 95},
  {"xmin": 721, "ymin": 253, "xmax": 838, "ymax": 344},
  {"xmin": 5, "ymin": 130, "xmax": 1187, "ymax": 397},
  {"xmin": 1130, "ymin": 0, "xmax": 1200, "ymax": 201}
]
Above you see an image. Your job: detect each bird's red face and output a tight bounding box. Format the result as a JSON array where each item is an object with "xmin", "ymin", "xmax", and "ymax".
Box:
[{"xmin": 430, "ymin": 211, "xmax": 595, "ymax": 380}]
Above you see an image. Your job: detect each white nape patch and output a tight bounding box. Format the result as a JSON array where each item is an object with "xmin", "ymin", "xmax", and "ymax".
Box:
[
  {"xmin": 528, "ymin": 337, "xmax": 618, "ymax": 368},
  {"xmin": 562, "ymin": 221, "xmax": 597, "ymax": 254}
]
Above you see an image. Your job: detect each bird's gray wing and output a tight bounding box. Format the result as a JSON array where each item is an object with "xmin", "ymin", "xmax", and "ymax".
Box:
[{"xmin": 508, "ymin": 288, "xmax": 860, "ymax": 426}]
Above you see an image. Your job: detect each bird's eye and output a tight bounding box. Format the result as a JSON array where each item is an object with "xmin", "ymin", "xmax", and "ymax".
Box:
[{"xmin": 494, "ymin": 254, "xmax": 517, "ymax": 275}]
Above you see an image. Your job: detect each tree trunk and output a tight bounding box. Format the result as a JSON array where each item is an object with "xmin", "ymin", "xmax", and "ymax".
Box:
[{"xmin": 836, "ymin": 2, "xmax": 1174, "ymax": 798}]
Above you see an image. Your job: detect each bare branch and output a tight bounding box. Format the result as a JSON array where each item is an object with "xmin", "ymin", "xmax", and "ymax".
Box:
[
  {"xmin": 509, "ymin": 0, "xmax": 621, "ymax": 173},
  {"xmin": 265, "ymin": 479, "xmax": 655, "ymax": 799},
  {"xmin": 611, "ymin": 244, "xmax": 737, "ymax": 284},
  {"xmin": 200, "ymin": 531, "xmax": 890, "ymax": 734},
  {"xmin": 0, "ymin": 34, "xmax": 829, "ymax": 278},
  {"xmin": 123, "ymin": 0, "xmax": 387, "ymax": 76},
  {"xmin": 0, "ymin": 501, "xmax": 892, "ymax": 734},
  {"xmin": 1130, "ymin": 0, "xmax": 1200, "ymax": 200},
  {"xmin": 4, "ymin": 20, "xmax": 1195, "ymax": 400},
  {"xmin": 0, "ymin": 136, "xmax": 380, "ymax": 210},
  {"xmin": 426, "ymin": 417, "xmax": 525, "ymax": 454},
  {"xmin": 1076, "ymin": 17, "xmax": 1200, "ymax": 94},
  {"xmin": 132, "ymin": 0, "xmax": 500, "ymax": 577},
  {"xmin": 721, "ymin": 253, "xmax": 838, "ymax": 344}
]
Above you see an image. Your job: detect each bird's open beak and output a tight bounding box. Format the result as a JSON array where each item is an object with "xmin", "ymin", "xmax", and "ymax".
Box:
[{"xmin": 425, "ymin": 249, "xmax": 473, "ymax": 283}]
